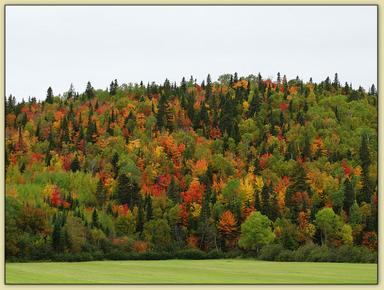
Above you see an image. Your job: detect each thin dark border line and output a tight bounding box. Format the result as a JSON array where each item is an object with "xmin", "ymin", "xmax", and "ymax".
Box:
[
  {"xmin": 3, "ymin": 3, "xmax": 380, "ymax": 5},
  {"xmin": 377, "ymin": 2, "xmax": 380, "ymax": 287},
  {"xmin": 3, "ymin": 3, "xmax": 6, "ymax": 287},
  {"xmin": 3, "ymin": 3, "xmax": 379, "ymax": 286}
]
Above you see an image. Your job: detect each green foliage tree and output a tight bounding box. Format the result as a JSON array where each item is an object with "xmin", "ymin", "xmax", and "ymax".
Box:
[
  {"xmin": 238, "ymin": 211, "xmax": 275, "ymax": 253},
  {"xmin": 315, "ymin": 207, "xmax": 343, "ymax": 246},
  {"xmin": 115, "ymin": 213, "xmax": 136, "ymax": 236},
  {"xmin": 143, "ymin": 219, "xmax": 171, "ymax": 250}
]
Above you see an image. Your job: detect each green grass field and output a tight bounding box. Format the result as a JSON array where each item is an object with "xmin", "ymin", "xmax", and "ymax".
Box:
[{"xmin": 6, "ymin": 259, "xmax": 377, "ymax": 284}]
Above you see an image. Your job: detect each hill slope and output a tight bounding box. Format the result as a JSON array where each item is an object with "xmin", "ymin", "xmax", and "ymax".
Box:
[{"xmin": 5, "ymin": 73, "xmax": 378, "ymax": 262}]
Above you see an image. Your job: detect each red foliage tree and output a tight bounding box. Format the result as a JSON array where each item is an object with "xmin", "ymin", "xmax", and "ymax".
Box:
[{"xmin": 50, "ymin": 186, "xmax": 62, "ymax": 207}]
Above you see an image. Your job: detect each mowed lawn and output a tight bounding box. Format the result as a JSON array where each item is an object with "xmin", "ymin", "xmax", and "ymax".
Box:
[{"xmin": 6, "ymin": 259, "xmax": 377, "ymax": 284}]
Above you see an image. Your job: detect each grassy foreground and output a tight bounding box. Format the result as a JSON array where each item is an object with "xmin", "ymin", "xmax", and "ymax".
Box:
[{"xmin": 6, "ymin": 259, "xmax": 377, "ymax": 284}]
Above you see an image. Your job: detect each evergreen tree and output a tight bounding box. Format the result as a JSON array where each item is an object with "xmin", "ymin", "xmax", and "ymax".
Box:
[
  {"xmin": 205, "ymin": 74, "xmax": 212, "ymax": 100},
  {"xmin": 116, "ymin": 174, "xmax": 140, "ymax": 207},
  {"xmin": 254, "ymin": 190, "xmax": 261, "ymax": 211},
  {"xmin": 302, "ymin": 134, "xmax": 311, "ymax": 160},
  {"xmin": 92, "ymin": 208, "xmax": 99, "ymax": 228},
  {"xmin": 145, "ymin": 195, "xmax": 153, "ymax": 221},
  {"xmin": 86, "ymin": 119, "xmax": 97, "ymax": 143},
  {"xmin": 61, "ymin": 117, "xmax": 70, "ymax": 143},
  {"xmin": 248, "ymin": 88, "xmax": 261, "ymax": 118},
  {"xmin": 360, "ymin": 134, "xmax": 371, "ymax": 171},
  {"xmin": 369, "ymin": 84, "xmax": 377, "ymax": 96},
  {"xmin": 165, "ymin": 101, "xmax": 174, "ymax": 132},
  {"xmin": 199, "ymin": 102, "xmax": 209, "ymax": 136},
  {"xmin": 234, "ymin": 72, "xmax": 238, "ymax": 83},
  {"xmin": 269, "ymin": 192, "xmax": 279, "ymax": 221},
  {"xmin": 136, "ymin": 198, "xmax": 144, "ymax": 233},
  {"xmin": 167, "ymin": 176, "xmax": 179, "ymax": 203},
  {"xmin": 285, "ymin": 163, "xmax": 310, "ymax": 218},
  {"xmin": 219, "ymin": 95, "xmax": 238, "ymax": 141},
  {"xmin": 156, "ymin": 93, "xmax": 167, "ymax": 130},
  {"xmin": 85, "ymin": 82, "xmax": 95, "ymax": 99},
  {"xmin": 70, "ymin": 155, "xmax": 80, "ymax": 172},
  {"xmin": 35, "ymin": 120, "xmax": 41, "ymax": 140},
  {"xmin": 359, "ymin": 134, "xmax": 371, "ymax": 203},
  {"xmin": 96, "ymin": 179, "xmax": 106, "ymax": 207},
  {"xmin": 6, "ymin": 94, "xmax": 16, "ymax": 114},
  {"xmin": 279, "ymin": 111, "xmax": 285, "ymax": 129},
  {"xmin": 111, "ymin": 152, "xmax": 119, "ymax": 178},
  {"xmin": 283, "ymin": 75, "xmax": 288, "ymax": 99},
  {"xmin": 297, "ymin": 111, "xmax": 305, "ymax": 126},
  {"xmin": 343, "ymin": 82, "xmax": 350, "ymax": 95},
  {"xmin": 67, "ymin": 83, "xmax": 75, "ymax": 99},
  {"xmin": 260, "ymin": 183, "xmax": 270, "ymax": 216},
  {"xmin": 46, "ymin": 87, "xmax": 54, "ymax": 104},
  {"xmin": 343, "ymin": 178, "xmax": 354, "ymax": 214},
  {"xmin": 180, "ymin": 76, "xmax": 187, "ymax": 95},
  {"xmin": 333, "ymin": 73, "xmax": 340, "ymax": 90},
  {"xmin": 109, "ymin": 79, "xmax": 118, "ymax": 95}
]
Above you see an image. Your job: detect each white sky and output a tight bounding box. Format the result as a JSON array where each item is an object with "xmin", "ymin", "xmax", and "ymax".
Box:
[{"xmin": 6, "ymin": 5, "xmax": 377, "ymax": 101}]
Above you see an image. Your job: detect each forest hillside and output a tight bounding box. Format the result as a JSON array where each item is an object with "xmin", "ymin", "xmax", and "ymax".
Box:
[{"xmin": 5, "ymin": 73, "xmax": 378, "ymax": 262}]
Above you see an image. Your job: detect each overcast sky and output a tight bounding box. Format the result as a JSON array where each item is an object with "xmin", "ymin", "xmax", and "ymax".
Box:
[{"xmin": 6, "ymin": 5, "xmax": 377, "ymax": 101}]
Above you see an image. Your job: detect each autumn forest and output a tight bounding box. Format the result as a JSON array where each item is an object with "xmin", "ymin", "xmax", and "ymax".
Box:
[{"xmin": 5, "ymin": 73, "xmax": 378, "ymax": 263}]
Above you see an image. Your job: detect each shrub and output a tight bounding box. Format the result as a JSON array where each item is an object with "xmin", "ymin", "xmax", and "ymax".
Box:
[
  {"xmin": 133, "ymin": 240, "xmax": 149, "ymax": 253},
  {"xmin": 346, "ymin": 246, "xmax": 377, "ymax": 263},
  {"xmin": 91, "ymin": 251, "xmax": 105, "ymax": 261},
  {"xmin": 259, "ymin": 244, "xmax": 284, "ymax": 261},
  {"xmin": 105, "ymin": 250, "xmax": 130, "ymax": 260},
  {"xmin": 175, "ymin": 249, "xmax": 207, "ymax": 259},
  {"xmin": 207, "ymin": 249, "xmax": 225, "ymax": 259},
  {"xmin": 224, "ymin": 249, "xmax": 243, "ymax": 259},
  {"xmin": 276, "ymin": 250, "xmax": 295, "ymax": 262},
  {"xmin": 138, "ymin": 251, "xmax": 172, "ymax": 260},
  {"xmin": 293, "ymin": 243, "xmax": 317, "ymax": 262},
  {"xmin": 307, "ymin": 245, "xmax": 330, "ymax": 262}
]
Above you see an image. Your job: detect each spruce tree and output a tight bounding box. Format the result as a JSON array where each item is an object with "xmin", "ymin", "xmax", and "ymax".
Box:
[
  {"xmin": 359, "ymin": 134, "xmax": 371, "ymax": 203},
  {"xmin": 285, "ymin": 163, "xmax": 310, "ymax": 217},
  {"xmin": 260, "ymin": 183, "xmax": 270, "ymax": 216},
  {"xmin": 96, "ymin": 179, "xmax": 106, "ymax": 207},
  {"xmin": 180, "ymin": 76, "xmax": 187, "ymax": 95},
  {"xmin": 35, "ymin": 120, "xmax": 41, "ymax": 140},
  {"xmin": 283, "ymin": 75, "xmax": 288, "ymax": 99},
  {"xmin": 70, "ymin": 155, "xmax": 80, "ymax": 172},
  {"xmin": 254, "ymin": 190, "xmax": 261, "ymax": 211},
  {"xmin": 248, "ymin": 88, "xmax": 260, "ymax": 118},
  {"xmin": 167, "ymin": 176, "xmax": 179, "ymax": 203},
  {"xmin": 116, "ymin": 173, "xmax": 140, "ymax": 207},
  {"xmin": 302, "ymin": 134, "xmax": 311, "ymax": 160},
  {"xmin": 333, "ymin": 73, "xmax": 340, "ymax": 90},
  {"xmin": 136, "ymin": 198, "xmax": 144, "ymax": 233},
  {"xmin": 205, "ymin": 74, "xmax": 212, "ymax": 100},
  {"xmin": 92, "ymin": 208, "xmax": 99, "ymax": 228},
  {"xmin": 46, "ymin": 87, "xmax": 53, "ymax": 104},
  {"xmin": 268, "ymin": 192, "xmax": 279, "ymax": 221},
  {"xmin": 343, "ymin": 178, "xmax": 354, "ymax": 214},
  {"xmin": 145, "ymin": 195, "xmax": 153, "ymax": 221},
  {"xmin": 85, "ymin": 82, "xmax": 95, "ymax": 99},
  {"xmin": 111, "ymin": 152, "xmax": 119, "ymax": 178},
  {"xmin": 156, "ymin": 94, "xmax": 167, "ymax": 130}
]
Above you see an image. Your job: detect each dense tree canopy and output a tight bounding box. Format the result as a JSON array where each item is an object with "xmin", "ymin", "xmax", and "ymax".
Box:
[{"xmin": 5, "ymin": 72, "xmax": 377, "ymax": 261}]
